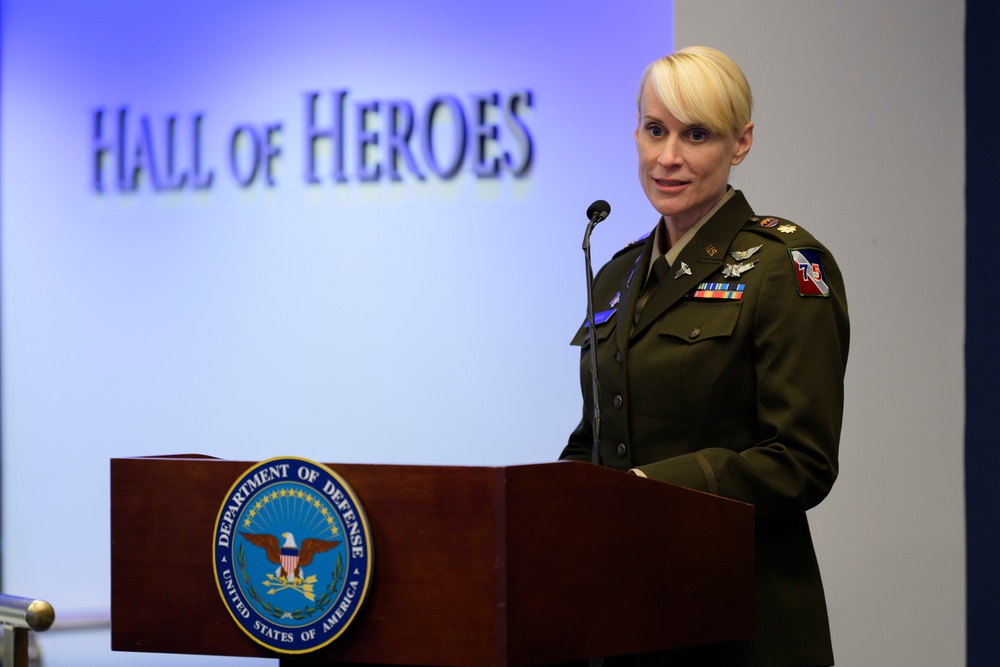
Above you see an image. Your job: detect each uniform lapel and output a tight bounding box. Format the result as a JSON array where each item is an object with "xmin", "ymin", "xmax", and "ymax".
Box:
[
  {"xmin": 616, "ymin": 235, "xmax": 654, "ymax": 355},
  {"xmin": 632, "ymin": 192, "xmax": 755, "ymax": 340}
]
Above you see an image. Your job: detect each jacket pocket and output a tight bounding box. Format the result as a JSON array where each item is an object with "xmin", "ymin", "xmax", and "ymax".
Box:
[{"xmin": 656, "ymin": 302, "xmax": 741, "ymax": 344}]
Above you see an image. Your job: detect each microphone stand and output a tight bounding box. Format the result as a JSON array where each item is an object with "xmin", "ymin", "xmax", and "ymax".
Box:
[
  {"xmin": 583, "ymin": 205, "xmax": 609, "ymax": 667},
  {"xmin": 582, "ymin": 203, "xmax": 609, "ymax": 466}
]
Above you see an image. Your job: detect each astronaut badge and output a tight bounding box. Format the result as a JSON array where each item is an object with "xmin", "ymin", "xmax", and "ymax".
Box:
[{"xmin": 213, "ymin": 457, "xmax": 374, "ymax": 654}]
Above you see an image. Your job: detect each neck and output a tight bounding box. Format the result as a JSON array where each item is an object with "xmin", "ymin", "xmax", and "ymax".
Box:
[{"xmin": 663, "ymin": 187, "xmax": 733, "ymax": 247}]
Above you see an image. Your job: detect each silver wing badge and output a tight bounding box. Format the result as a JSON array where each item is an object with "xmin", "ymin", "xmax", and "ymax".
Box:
[{"xmin": 729, "ymin": 244, "xmax": 763, "ymax": 261}]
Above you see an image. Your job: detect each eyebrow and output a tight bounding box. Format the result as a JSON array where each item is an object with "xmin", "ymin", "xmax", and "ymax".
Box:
[{"xmin": 641, "ymin": 113, "xmax": 707, "ymax": 132}]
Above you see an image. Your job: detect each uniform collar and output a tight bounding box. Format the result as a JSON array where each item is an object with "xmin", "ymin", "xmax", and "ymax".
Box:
[
  {"xmin": 643, "ymin": 187, "xmax": 738, "ymax": 287},
  {"xmin": 630, "ymin": 190, "xmax": 755, "ymax": 339}
]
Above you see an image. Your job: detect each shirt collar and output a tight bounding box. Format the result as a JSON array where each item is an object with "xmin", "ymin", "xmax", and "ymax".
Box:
[{"xmin": 649, "ymin": 186, "xmax": 737, "ymax": 272}]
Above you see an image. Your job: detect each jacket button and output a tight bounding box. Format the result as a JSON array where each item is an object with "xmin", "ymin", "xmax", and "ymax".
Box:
[
  {"xmin": 613, "ymin": 395, "xmax": 623, "ymax": 409},
  {"xmin": 617, "ymin": 443, "xmax": 627, "ymax": 458},
  {"xmin": 615, "ymin": 350, "xmax": 623, "ymax": 363},
  {"xmin": 689, "ymin": 327, "xmax": 701, "ymax": 339}
]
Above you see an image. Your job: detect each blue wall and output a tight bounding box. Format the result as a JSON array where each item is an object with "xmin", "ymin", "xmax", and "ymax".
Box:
[{"xmin": 1, "ymin": 2, "xmax": 674, "ymax": 664}]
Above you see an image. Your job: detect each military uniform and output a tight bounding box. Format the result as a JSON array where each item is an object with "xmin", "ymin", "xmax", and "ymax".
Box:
[{"xmin": 561, "ymin": 190, "xmax": 849, "ymax": 667}]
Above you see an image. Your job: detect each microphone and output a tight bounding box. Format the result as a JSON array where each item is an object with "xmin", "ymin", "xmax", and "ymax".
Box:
[
  {"xmin": 581, "ymin": 200, "xmax": 611, "ymax": 466},
  {"xmin": 586, "ymin": 199, "xmax": 611, "ymax": 224}
]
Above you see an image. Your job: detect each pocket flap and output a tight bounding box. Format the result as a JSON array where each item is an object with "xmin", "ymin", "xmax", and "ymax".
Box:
[
  {"xmin": 656, "ymin": 303, "xmax": 741, "ymax": 343},
  {"xmin": 571, "ymin": 309, "xmax": 618, "ymax": 347}
]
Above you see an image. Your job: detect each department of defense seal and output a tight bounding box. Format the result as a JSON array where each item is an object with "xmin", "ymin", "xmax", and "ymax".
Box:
[{"xmin": 213, "ymin": 457, "xmax": 374, "ymax": 654}]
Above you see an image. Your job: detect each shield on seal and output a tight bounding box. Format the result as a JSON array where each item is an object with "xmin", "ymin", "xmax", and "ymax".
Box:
[{"xmin": 280, "ymin": 549, "xmax": 298, "ymax": 577}]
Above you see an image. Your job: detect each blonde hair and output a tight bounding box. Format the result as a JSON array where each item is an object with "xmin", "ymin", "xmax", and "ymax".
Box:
[{"xmin": 637, "ymin": 46, "xmax": 753, "ymax": 138}]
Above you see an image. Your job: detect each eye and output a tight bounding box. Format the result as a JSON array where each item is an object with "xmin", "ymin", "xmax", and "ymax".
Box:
[
  {"xmin": 688, "ymin": 128, "xmax": 710, "ymax": 142},
  {"xmin": 645, "ymin": 122, "xmax": 665, "ymax": 138}
]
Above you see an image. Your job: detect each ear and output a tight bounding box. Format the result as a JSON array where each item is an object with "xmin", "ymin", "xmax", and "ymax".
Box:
[
  {"xmin": 634, "ymin": 112, "xmax": 641, "ymax": 143},
  {"xmin": 731, "ymin": 121, "xmax": 754, "ymax": 166}
]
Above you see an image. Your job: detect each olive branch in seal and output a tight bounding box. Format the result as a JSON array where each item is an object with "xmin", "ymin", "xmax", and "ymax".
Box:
[{"xmin": 236, "ymin": 541, "xmax": 345, "ymax": 621}]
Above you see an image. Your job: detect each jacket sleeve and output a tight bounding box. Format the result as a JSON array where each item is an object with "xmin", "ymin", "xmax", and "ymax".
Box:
[
  {"xmin": 561, "ymin": 407, "xmax": 594, "ymax": 462},
  {"xmin": 635, "ymin": 245, "xmax": 850, "ymax": 517}
]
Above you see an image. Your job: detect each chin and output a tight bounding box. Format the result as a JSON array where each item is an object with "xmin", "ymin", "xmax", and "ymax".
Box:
[{"xmin": 652, "ymin": 201, "xmax": 688, "ymax": 219}]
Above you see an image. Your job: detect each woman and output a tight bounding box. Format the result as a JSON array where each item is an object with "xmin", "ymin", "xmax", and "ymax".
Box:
[{"xmin": 561, "ymin": 47, "xmax": 849, "ymax": 667}]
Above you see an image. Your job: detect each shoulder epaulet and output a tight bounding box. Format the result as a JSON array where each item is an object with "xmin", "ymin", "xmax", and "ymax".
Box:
[
  {"xmin": 612, "ymin": 231, "xmax": 650, "ymax": 259},
  {"xmin": 744, "ymin": 216, "xmax": 814, "ymax": 243}
]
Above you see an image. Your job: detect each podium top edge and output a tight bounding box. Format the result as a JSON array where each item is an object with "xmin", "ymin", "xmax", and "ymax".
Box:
[{"xmin": 111, "ymin": 455, "xmax": 587, "ymax": 472}]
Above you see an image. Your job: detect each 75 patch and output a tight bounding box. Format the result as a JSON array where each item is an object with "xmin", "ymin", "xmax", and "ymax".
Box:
[{"xmin": 788, "ymin": 248, "xmax": 830, "ymax": 296}]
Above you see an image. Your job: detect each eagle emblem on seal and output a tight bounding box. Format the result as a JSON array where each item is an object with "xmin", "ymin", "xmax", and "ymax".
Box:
[{"xmin": 241, "ymin": 531, "xmax": 341, "ymax": 583}]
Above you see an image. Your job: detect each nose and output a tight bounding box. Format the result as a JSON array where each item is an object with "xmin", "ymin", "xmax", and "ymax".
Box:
[{"xmin": 656, "ymin": 137, "xmax": 682, "ymax": 168}]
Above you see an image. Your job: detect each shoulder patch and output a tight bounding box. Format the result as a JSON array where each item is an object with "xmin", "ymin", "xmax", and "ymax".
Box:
[{"xmin": 788, "ymin": 247, "xmax": 830, "ymax": 297}]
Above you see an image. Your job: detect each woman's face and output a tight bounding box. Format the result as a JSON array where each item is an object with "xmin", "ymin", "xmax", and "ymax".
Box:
[{"xmin": 634, "ymin": 83, "xmax": 753, "ymax": 234}]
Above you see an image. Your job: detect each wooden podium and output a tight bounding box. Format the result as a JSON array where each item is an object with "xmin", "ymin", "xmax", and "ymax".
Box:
[{"xmin": 111, "ymin": 456, "xmax": 753, "ymax": 666}]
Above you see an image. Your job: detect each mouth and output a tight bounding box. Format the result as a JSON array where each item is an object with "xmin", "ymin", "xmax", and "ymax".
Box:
[{"xmin": 653, "ymin": 177, "xmax": 690, "ymax": 191}]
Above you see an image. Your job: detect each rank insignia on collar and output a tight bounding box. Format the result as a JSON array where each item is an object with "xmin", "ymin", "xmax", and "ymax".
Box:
[
  {"xmin": 722, "ymin": 261, "xmax": 757, "ymax": 279},
  {"xmin": 675, "ymin": 262, "xmax": 692, "ymax": 279},
  {"xmin": 778, "ymin": 224, "xmax": 798, "ymax": 234},
  {"xmin": 730, "ymin": 245, "xmax": 763, "ymax": 261}
]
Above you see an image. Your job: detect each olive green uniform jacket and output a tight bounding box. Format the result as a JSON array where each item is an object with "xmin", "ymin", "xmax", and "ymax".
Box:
[{"xmin": 561, "ymin": 191, "xmax": 849, "ymax": 667}]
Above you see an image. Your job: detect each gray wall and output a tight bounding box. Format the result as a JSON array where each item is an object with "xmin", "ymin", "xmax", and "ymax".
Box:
[{"xmin": 675, "ymin": 1, "xmax": 965, "ymax": 664}]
